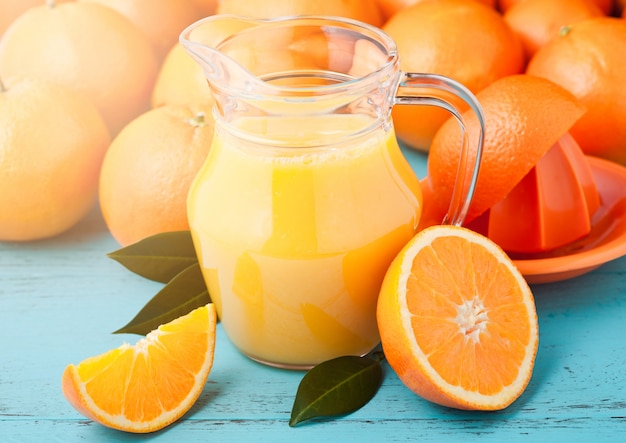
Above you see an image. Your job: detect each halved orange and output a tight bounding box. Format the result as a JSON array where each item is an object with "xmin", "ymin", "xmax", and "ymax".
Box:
[
  {"xmin": 62, "ymin": 304, "xmax": 217, "ymax": 433},
  {"xmin": 377, "ymin": 225, "xmax": 539, "ymax": 410}
]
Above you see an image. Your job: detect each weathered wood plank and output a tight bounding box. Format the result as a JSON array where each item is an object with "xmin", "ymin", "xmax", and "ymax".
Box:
[{"xmin": 2, "ymin": 153, "xmax": 626, "ymax": 442}]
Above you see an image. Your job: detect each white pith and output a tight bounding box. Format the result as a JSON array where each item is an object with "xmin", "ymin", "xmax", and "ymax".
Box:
[{"xmin": 455, "ymin": 295, "xmax": 488, "ymax": 343}]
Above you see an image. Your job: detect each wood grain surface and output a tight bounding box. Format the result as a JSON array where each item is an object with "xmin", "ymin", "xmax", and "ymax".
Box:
[{"xmin": 1, "ymin": 150, "xmax": 625, "ymax": 442}]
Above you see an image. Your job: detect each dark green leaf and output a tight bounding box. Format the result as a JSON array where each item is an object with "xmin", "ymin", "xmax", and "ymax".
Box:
[
  {"xmin": 289, "ymin": 353, "xmax": 383, "ymax": 426},
  {"xmin": 107, "ymin": 231, "xmax": 198, "ymax": 283},
  {"xmin": 113, "ymin": 263, "xmax": 210, "ymax": 335}
]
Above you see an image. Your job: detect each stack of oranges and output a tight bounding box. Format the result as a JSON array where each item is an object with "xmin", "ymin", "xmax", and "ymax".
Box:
[
  {"xmin": 0, "ymin": 0, "xmax": 213, "ymax": 242},
  {"xmin": 0, "ymin": 0, "xmax": 623, "ymax": 433},
  {"xmin": 0, "ymin": 0, "xmax": 624, "ymax": 244}
]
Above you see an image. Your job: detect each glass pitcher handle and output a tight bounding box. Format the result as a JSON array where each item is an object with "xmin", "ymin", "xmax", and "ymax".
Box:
[{"xmin": 394, "ymin": 72, "xmax": 485, "ymax": 227}]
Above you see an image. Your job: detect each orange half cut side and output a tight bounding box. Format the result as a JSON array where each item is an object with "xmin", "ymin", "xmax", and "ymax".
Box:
[{"xmin": 377, "ymin": 225, "xmax": 539, "ymax": 410}]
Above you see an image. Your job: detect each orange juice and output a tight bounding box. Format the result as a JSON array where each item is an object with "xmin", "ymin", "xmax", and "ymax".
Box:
[{"xmin": 188, "ymin": 114, "xmax": 422, "ymax": 368}]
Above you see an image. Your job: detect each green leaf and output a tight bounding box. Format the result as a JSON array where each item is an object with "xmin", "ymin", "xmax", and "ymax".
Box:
[
  {"xmin": 113, "ymin": 262, "xmax": 211, "ymax": 335},
  {"xmin": 289, "ymin": 353, "xmax": 384, "ymax": 427},
  {"xmin": 107, "ymin": 231, "xmax": 198, "ymax": 283}
]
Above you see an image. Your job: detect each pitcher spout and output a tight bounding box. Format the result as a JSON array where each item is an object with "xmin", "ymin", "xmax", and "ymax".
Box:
[
  {"xmin": 179, "ymin": 15, "xmax": 260, "ymax": 87},
  {"xmin": 179, "ymin": 15, "xmax": 403, "ymax": 136}
]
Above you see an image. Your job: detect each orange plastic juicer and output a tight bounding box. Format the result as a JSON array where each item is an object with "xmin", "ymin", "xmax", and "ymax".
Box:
[{"xmin": 474, "ymin": 132, "xmax": 600, "ymax": 254}]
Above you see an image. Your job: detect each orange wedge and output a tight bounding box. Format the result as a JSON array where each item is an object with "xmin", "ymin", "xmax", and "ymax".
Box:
[
  {"xmin": 377, "ymin": 225, "xmax": 539, "ymax": 410},
  {"xmin": 62, "ymin": 304, "xmax": 217, "ymax": 433}
]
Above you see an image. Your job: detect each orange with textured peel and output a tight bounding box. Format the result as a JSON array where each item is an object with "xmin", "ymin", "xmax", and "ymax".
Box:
[
  {"xmin": 427, "ymin": 74, "xmax": 586, "ymax": 224},
  {"xmin": 526, "ymin": 17, "xmax": 626, "ymax": 165},
  {"xmin": 99, "ymin": 104, "xmax": 214, "ymax": 246},
  {"xmin": 62, "ymin": 304, "xmax": 217, "ymax": 433},
  {"xmin": 377, "ymin": 225, "xmax": 539, "ymax": 410},
  {"xmin": 0, "ymin": 1, "xmax": 158, "ymax": 135},
  {"xmin": 504, "ymin": 0, "xmax": 603, "ymax": 61},
  {"xmin": 0, "ymin": 76, "xmax": 110, "ymax": 241},
  {"xmin": 383, "ymin": 0, "xmax": 524, "ymax": 151}
]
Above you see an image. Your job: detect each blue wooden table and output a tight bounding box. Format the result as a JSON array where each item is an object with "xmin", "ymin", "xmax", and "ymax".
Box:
[{"xmin": 1, "ymin": 150, "xmax": 626, "ymax": 442}]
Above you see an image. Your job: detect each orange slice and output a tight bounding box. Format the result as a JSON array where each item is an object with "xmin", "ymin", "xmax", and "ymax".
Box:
[
  {"xmin": 62, "ymin": 304, "xmax": 217, "ymax": 433},
  {"xmin": 377, "ymin": 225, "xmax": 539, "ymax": 410}
]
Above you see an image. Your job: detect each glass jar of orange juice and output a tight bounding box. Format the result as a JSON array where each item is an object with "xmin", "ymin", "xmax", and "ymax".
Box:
[{"xmin": 181, "ymin": 16, "xmax": 484, "ymax": 369}]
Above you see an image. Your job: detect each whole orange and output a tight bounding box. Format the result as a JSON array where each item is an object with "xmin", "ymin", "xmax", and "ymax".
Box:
[
  {"xmin": 526, "ymin": 17, "xmax": 626, "ymax": 165},
  {"xmin": 504, "ymin": 0, "xmax": 603, "ymax": 61},
  {"xmin": 0, "ymin": 77, "xmax": 110, "ymax": 241},
  {"xmin": 99, "ymin": 104, "xmax": 214, "ymax": 246},
  {"xmin": 427, "ymin": 74, "xmax": 586, "ymax": 223},
  {"xmin": 0, "ymin": 1, "xmax": 158, "ymax": 136},
  {"xmin": 216, "ymin": 0, "xmax": 384, "ymax": 27},
  {"xmin": 383, "ymin": 0, "xmax": 524, "ymax": 151},
  {"xmin": 83, "ymin": 0, "xmax": 205, "ymax": 64}
]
